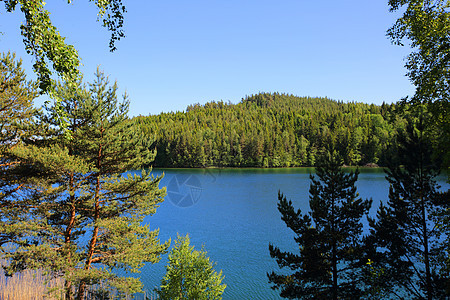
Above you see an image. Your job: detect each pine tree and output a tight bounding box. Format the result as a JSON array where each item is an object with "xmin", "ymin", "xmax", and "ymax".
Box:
[
  {"xmin": 2, "ymin": 69, "xmax": 169, "ymax": 299},
  {"xmin": 0, "ymin": 52, "xmax": 38, "ymax": 148},
  {"xmin": 268, "ymin": 151, "xmax": 372, "ymax": 299},
  {"xmin": 365, "ymin": 116, "xmax": 449, "ymax": 299},
  {"xmin": 157, "ymin": 234, "xmax": 226, "ymax": 300},
  {"xmin": 0, "ymin": 52, "xmax": 38, "ymax": 245}
]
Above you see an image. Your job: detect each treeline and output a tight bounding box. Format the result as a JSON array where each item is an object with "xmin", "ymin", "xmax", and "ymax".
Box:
[{"xmin": 135, "ymin": 93, "xmax": 410, "ymax": 168}]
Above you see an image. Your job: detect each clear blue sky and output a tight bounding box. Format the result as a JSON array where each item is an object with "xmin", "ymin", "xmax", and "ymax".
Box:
[{"xmin": 1, "ymin": 0, "xmax": 414, "ymax": 116}]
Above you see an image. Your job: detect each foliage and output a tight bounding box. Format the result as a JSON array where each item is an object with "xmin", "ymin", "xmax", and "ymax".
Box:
[
  {"xmin": 388, "ymin": 0, "xmax": 450, "ymax": 168},
  {"xmin": 365, "ymin": 115, "xmax": 449, "ymax": 299},
  {"xmin": 136, "ymin": 93, "xmax": 406, "ymax": 168},
  {"xmin": 388, "ymin": 0, "xmax": 450, "ymax": 106},
  {"xmin": 0, "ymin": 52, "xmax": 38, "ymax": 247},
  {"xmin": 268, "ymin": 151, "xmax": 372, "ymax": 299},
  {"xmin": 434, "ymin": 189, "xmax": 450, "ymax": 282},
  {"xmin": 2, "ymin": 0, "xmax": 126, "ymax": 92},
  {"xmin": 0, "ymin": 51, "xmax": 38, "ymax": 146},
  {"xmin": 157, "ymin": 234, "xmax": 226, "ymax": 300},
  {"xmin": 0, "ymin": 69, "xmax": 168, "ymax": 299}
]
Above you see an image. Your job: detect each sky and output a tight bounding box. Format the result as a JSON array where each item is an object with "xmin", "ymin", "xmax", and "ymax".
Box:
[{"xmin": 0, "ymin": 0, "xmax": 415, "ymax": 117}]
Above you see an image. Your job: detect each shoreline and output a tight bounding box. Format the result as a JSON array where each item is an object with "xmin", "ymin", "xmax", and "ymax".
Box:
[{"xmin": 150, "ymin": 164, "xmax": 384, "ymax": 170}]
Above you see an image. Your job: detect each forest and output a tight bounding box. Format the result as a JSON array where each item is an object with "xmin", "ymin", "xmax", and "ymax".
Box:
[
  {"xmin": 135, "ymin": 93, "xmax": 446, "ymax": 169},
  {"xmin": 1, "ymin": 0, "xmax": 449, "ymax": 299}
]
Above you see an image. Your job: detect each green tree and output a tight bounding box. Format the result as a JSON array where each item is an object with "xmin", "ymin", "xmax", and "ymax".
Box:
[
  {"xmin": 1, "ymin": 69, "xmax": 168, "ymax": 299},
  {"xmin": 434, "ymin": 189, "xmax": 450, "ymax": 284},
  {"xmin": 2, "ymin": 0, "xmax": 126, "ymax": 92},
  {"xmin": 388, "ymin": 0, "xmax": 450, "ymax": 107},
  {"xmin": 135, "ymin": 93, "xmax": 404, "ymax": 168},
  {"xmin": 157, "ymin": 234, "xmax": 226, "ymax": 300},
  {"xmin": 365, "ymin": 118, "xmax": 449, "ymax": 299},
  {"xmin": 388, "ymin": 0, "xmax": 450, "ymax": 167},
  {"xmin": 0, "ymin": 51, "xmax": 38, "ymax": 245},
  {"xmin": 0, "ymin": 52, "xmax": 37, "ymax": 148},
  {"xmin": 268, "ymin": 151, "xmax": 372, "ymax": 299}
]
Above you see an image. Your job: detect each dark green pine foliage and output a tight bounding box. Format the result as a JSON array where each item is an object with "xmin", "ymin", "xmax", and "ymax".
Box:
[
  {"xmin": 136, "ymin": 93, "xmax": 403, "ymax": 168},
  {"xmin": 268, "ymin": 152, "xmax": 372, "ymax": 299},
  {"xmin": 434, "ymin": 189, "xmax": 450, "ymax": 289},
  {"xmin": 0, "ymin": 52, "xmax": 39, "ymax": 246},
  {"xmin": 2, "ymin": 69, "xmax": 168, "ymax": 299},
  {"xmin": 0, "ymin": 52, "xmax": 38, "ymax": 150},
  {"xmin": 365, "ymin": 116, "xmax": 449, "ymax": 300}
]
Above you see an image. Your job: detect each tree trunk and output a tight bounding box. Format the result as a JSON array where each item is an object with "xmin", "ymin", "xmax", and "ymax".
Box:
[
  {"xmin": 422, "ymin": 195, "xmax": 432, "ymax": 300},
  {"xmin": 332, "ymin": 190, "xmax": 338, "ymax": 300},
  {"xmin": 418, "ymin": 136, "xmax": 432, "ymax": 300},
  {"xmin": 64, "ymin": 172, "xmax": 76, "ymax": 300},
  {"xmin": 77, "ymin": 140, "xmax": 103, "ymax": 300}
]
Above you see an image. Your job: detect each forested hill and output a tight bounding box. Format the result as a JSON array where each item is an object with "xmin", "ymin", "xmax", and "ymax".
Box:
[{"xmin": 134, "ymin": 93, "xmax": 407, "ymax": 168}]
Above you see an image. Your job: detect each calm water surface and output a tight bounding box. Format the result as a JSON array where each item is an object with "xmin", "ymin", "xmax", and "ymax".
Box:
[{"xmin": 132, "ymin": 168, "xmax": 449, "ymax": 300}]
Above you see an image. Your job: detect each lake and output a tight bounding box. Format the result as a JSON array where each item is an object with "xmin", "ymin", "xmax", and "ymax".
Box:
[{"xmin": 132, "ymin": 168, "xmax": 449, "ymax": 300}]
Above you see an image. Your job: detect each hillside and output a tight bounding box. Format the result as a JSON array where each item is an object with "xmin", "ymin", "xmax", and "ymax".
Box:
[{"xmin": 134, "ymin": 93, "xmax": 405, "ymax": 168}]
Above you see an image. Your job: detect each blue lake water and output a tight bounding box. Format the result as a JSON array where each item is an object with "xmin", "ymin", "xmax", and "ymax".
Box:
[{"xmin": 132, "ymin": 168, "xmax": 449, "ymax": 300}]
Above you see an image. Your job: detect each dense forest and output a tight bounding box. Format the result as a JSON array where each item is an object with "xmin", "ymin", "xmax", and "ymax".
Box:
[{"xmin": 135, "ymin": 93, "xmax": 433, "ymax": 168}]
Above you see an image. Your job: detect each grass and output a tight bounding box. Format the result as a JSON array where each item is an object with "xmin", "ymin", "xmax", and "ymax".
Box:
[
  {"xmin": 0, "ymin": 259, "xmax": 159, "ymax": 300},
  {"xmin": 0, "ymin": 262, "xmax": 64, "ymax": 300}
]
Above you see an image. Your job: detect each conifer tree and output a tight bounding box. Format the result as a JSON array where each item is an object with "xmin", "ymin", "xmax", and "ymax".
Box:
[
  {"xmin": 0, "ymin": 52, "xmax": 37, "ymax": 148},
  {"xmin": 268, "ymin": 151, "xmax": 372, "ymax": 299},
  {"xmin": 1, "ymin": 69, "xmax": 168, "ymax": 299},
  {"xmin": 157, "ymin": 234, "xmax": 226, "ymax": 300},
  {"xmin": 0, "ymin": 52, "xmax": 38, "ymax": 245},
  {"xmin": 365, "ymin": 116, "xmax": 449, "ymax": 299}
]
